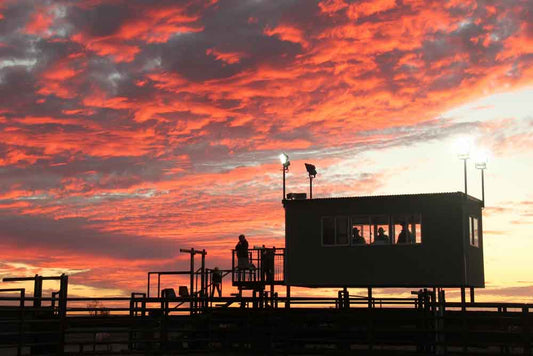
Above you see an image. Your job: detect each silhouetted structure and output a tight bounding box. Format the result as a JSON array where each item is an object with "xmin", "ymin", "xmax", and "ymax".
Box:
[{"xmin": 283, "ymin": 192, "xmax": 484, "ymax": 289}]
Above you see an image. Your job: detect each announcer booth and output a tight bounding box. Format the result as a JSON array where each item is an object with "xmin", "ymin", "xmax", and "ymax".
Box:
[{"xmin": 283, "ymin": 192, "xmax": 484, "ymax": 289}]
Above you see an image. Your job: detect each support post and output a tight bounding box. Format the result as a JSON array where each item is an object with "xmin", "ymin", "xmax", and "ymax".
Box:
[
  {"xmin": 368, "ymin": 287, "xmax": 372, "ymax": 309},
  {"xmin": 470, "ymin": 287, "xmax": 475, "ymax": 303},
  {"xmin": 190, "ymin": 248, "xmax": 195, "ymax": 313},
  {"xmin": 58, "ymin": 274, "xmax": 68, "ymax": 355},
  {"xmin": 285, "ymin": 285, "xmax": 291, "ymax": 309},
  {"xmin": 33, "ymin": 275, "xmax": 42, "ymax": 308},
  {"xmin": 157, "ymin": 274, "xmax": 161, "ymax": 298},
  {"xmin": 58, "ymin": 274, "xmax": 68, "ymax": 318},
  {"xmin": 201, "ymin": 250, "xmax": 206, "ymax": 309},
  {"xmin": 147, "ymin": 273, "xmax": 151, "ymax": 298}
]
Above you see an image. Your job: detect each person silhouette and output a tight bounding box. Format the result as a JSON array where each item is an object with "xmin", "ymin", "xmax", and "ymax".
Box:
[
  {"xmin": 374, "ymin": 227, "xmax": 390, "ymax": 244},
  {"xmin": 261, "ymin": 247, "xmax": 275, "ymax": 283},
  {"xmin": 235, "ymin": 234, "xmax": 249, "ymax": 280},
  {"xmin": 211, "ymin": 267, "xmax": 222, "ymax": 297},
  {"xmin": 352, "ymin": 227, "xmax": 366, "ymax": 245},
  {"xmin": 397, "ymin": 224, "xmax": 413, "ymax": 244}
]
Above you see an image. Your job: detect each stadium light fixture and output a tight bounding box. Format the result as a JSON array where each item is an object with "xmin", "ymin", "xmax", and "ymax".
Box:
[{"xmin": 305, "ymin": 163, "xmax": 317, "ymax": 199}]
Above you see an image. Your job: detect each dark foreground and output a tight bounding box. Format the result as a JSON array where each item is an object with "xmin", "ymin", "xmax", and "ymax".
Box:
[{"xmin": 0, "ymin": 295, "xmax": 531, "ymax": 355}]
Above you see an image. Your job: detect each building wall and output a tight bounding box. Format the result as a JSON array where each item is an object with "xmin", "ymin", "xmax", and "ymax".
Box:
[{"xmin": 284, "ymin": 193, "xmax": 484, "ymax": 288}]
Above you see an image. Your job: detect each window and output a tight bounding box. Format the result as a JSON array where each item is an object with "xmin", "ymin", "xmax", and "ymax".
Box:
[
  {"xmin": 322, "ymin": 216, "xmax": 349, "ymax": 246},
  {"xmin": 351, "ymin": 215, "xmax": 370, "ymax": 245},
  {"xmin": 336, "ymin": 216, "xmax": 349, "ymax": 245},
  {"xmin": 323, "ymin": 213, "xmax": 422, "ymax": 247},
  {"xmin": 392, "ymin": 214, "xmax": 422, "ymax": 244},
  {"xmin": 322, "ymin": 217, "xmax": 335, "ymax": 245},
  {"xmin": 371, "ymin": 215, "xmax": 390, "ymax": 245},
  {"xmin": 470, "ymin": 216, "xmax": 479, "ymax": 247}
]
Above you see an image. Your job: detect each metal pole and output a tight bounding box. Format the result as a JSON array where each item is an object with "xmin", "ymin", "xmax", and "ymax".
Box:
[
  {"xmin": 309, "ymin": 176, "xmax": 313, "ymax": 199},
  {"xmin": 481, "ymin": 169, "xmax": 485, "ymax": 207},
  {"xmin": 285, "ymin": 285, "xmax": 291, "ymax": 309},
  {"xmin": 201, "ymin": 250, "xmax": 206, "ymax": 301},
  {"xmin": 282, "ymin": 167, "xmax": 286, "ymax": 200},
  {"xmin": 463, "ymin": 159, "xmax": 468, "ymax": 196},
  {"xmin": 190, "ymin": 248, "xmax": 194, "ymax": 314}
]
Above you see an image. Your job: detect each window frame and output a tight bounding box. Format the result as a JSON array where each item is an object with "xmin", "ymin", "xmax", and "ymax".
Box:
[
  {"xmin": 392, "ymin": 213, "xmax": 422, "ymax": 245},
  {"xmin": 321, "ymin": 216, "xmax": 350, "ymax": 247},
  {"xmin": 322, "ymin": 213, "xmax": 423, "ymax": 247},
  {"xmin": 469, "ymin": 216, "xmax": 480, "ymax": 247}
]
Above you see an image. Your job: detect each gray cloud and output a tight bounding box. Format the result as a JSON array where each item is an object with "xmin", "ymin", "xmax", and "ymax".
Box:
[{"xmin": 0, "ymin": 214, "xmax": 177, "ymax": 260}]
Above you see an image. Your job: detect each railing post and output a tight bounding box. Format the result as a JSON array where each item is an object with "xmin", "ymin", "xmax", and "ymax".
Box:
[
  {"xmin": 33, "ymin": 275, "xmax": 42, "ymax": 308},
  {"xmin": 344, "ymin": 287, "xmax": 349, "ymax": 309},
  {"xmin": 460, "ymin": 285, "xmax": 467, "ymax": 353},
  {"xmin": 523, "ymin": 306, "xmax": 530, "ymax": 355},
  {"xmin": 58, "ymin": 274, "xmax": 68, "ymax": 355},
  {"xmin": 147, "ymin": 273, "xmax": 151, "ymax": 298},
  {"xmin": 367, "ymin": 287, "xmax": 374, "ymax": 351},
  {"xmin": 157, "ymin": 274, "xmax": 161, "ymax": 298},
  {"xmin": 18, "ymin": 289, "xmax": 25, "ymax": 356},
  {"xmin": 201, "ymin": 250, "xmax": 206, "ymax": 309},
  {"xmin": 190, "ymin": 248, "xmax": 195, "ymax": 314}
]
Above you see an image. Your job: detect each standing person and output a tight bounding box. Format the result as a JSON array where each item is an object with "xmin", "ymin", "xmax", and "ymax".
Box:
[
  {"xmin": 211, "ymin": 267, "xmax": 222, "ymax": 297},
  {"xmin": 235, "ymin": 234, "xmax": 249, "ymax": 280},
  {"xmin": 261, "ymin": 247, "xmax": 275, "ymax": 283}
]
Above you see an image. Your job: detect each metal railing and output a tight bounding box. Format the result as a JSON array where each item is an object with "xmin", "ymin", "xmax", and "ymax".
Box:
[
  {"xmin": 232, "ymin": 247, "xmax": 285, "ymax": 286},
  {"xmin": 0, "ymin": 292, "xmax": 531, "ymax": 354}
]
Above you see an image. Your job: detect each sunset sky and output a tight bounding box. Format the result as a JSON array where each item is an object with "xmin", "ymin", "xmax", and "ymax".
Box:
[{"xmin": 0, "ymin": 0, "xmax": 532, "ymax": 301}]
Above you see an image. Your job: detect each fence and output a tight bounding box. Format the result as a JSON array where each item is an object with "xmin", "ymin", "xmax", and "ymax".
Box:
[{"xmin": 0, "ymin": 292, "xmax": 532, "ymax": 355}]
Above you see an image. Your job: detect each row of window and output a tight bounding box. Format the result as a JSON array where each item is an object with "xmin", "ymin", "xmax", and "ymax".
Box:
[{"xmin": 322, "ymin": 214, "xmax": 422, "ymax": 246}]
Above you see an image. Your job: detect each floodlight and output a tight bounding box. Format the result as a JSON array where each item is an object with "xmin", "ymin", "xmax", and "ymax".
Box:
[
  {"xmin": 455, "ymin": 137, "xmax": 472, "ymax": 160},
  {"xmin": 474, "ymin": 151, "xmax": 488, "ymax": 170},
  {"xmin": 279, "ymin": 153, "xmax": 290, "ymax": 167},
  {"xmin": 305, "ymin": 163, "xmax": 317, "ymax": 178}
]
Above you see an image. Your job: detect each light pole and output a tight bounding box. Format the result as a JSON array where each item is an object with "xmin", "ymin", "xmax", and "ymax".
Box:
[
  {"xmin": 279, "ymin": 153, "xmax": 290, "ymax": 200},
  {"xmin": 460, "ymin": 154, "xmax": 469, "ymax": 196},
  {"xmin": 456, "ymin": 138, "xmax": 471, "ymax": 196},
  {"xmin": 475, "ymin": 155, "xmax": 487, "ymax": 208},
  {"xmin": 305, "ymin": 163, "xmax": 317, "ymax": 199}
]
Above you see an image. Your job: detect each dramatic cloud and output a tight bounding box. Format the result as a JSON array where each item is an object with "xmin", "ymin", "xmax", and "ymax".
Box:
[{"xmin": 0, "ymin": 0, "xmax": 532, "ymax": 298}]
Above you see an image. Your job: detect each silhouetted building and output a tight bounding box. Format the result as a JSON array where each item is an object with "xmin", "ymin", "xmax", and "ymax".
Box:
[{"xmin": 283, "ymin": 192, "xmax": 484, "ymax": 288}]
